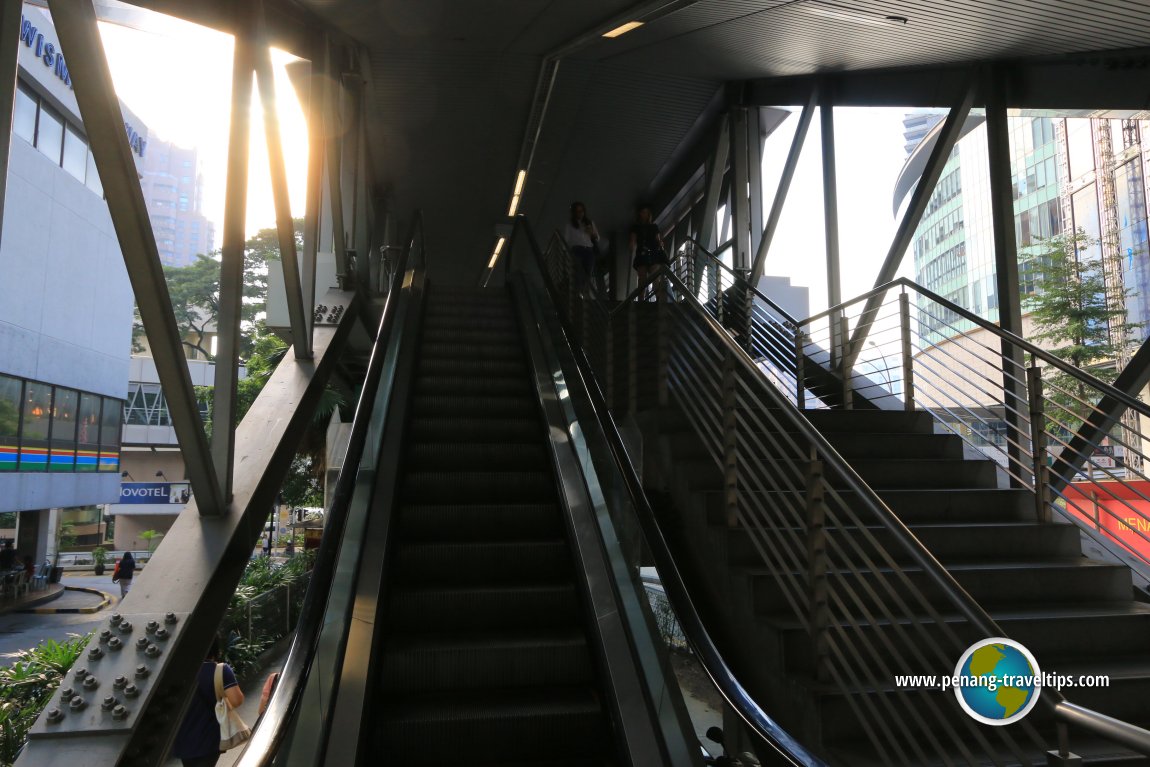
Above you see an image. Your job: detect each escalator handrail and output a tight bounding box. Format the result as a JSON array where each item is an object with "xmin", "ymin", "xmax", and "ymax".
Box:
[
  {"xmin": 511, "ymin": 213, "xmax": 828, "ymax": 767},
  {"xmin": 235, "ymin": 210, "xmax": 426, "ymax": 767}
]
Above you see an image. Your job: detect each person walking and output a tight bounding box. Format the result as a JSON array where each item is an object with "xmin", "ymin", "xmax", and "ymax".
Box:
[
  {"xmin": 630, "ymin": 204, "xmax": 667, "ymax": 297},
  {"xmin": 171, "ymin": 637, "xmax": 244, "ymax": 767},
  {"xmin": 114, "ymin": 551, "xmax": 136, "ymax": 598},
  {"xmin": 563, "ymin": 201, "xmax": 601, "ymax": 296}
]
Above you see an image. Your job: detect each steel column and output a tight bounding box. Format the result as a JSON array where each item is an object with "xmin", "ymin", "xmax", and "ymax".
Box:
[
  {"xmin": 696, "ymin": 114, "xmax": 730, "ymax": 252},
  {"xmin": 212, "ymin": 29, "xmax": 256, "ymax": 503},
  {"xmin": 842, "ymin": 78, "xmax": 975, "ymax": 372},
  {"xmin": 820, "ymin": 92, "xmax": 843, "ymax": 367},
  {"xmin": 986, "ymin": 70, "xmax": 1028, "ymax": 487},
  {"xmin": 729, "ymin": 106, "xmax": 752, "ymax": 271},
  {"xmin": 287, "ymin": 55, "xmax": 322, "ymax": 345},
  {"xmin": 255, "ymin": 41, "xmax": 311, "ymax": 356},
  {"xmin": 751, "ymin": 88, "xmax": 817, "ymax": 281},
  {"xmin": 47, "ymin": 0, "xmax": 225, "ymax": 516},
  {"xmin": 323, "ymin": 40, "xmax": 349, "ymax": 289},
  {"xmin": 748, "ymin": 106, "xmax": 764, "ymax": 259},
  {"xmin": 0, "ymin": 0, "xmax": 23, "ymax": 250}
]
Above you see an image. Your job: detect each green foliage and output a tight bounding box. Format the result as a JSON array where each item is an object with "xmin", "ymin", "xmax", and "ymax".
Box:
[
  {"xmin": 1022, "ymin": 229, "xmax": 1140, "ymax": 431},
  {"xmin": 139, "ymin": 529, "xmax": 163, "ymax": 553},
  {"xmin": 0, "ymin": 513, "xmax": 15, "ymax": 530},
  {"xmin": 91, "ymin": 547, "xmax": 107, "ymax": 567},
  {"xmin": 55, "ymin": 522, "xmax": 76, "ymax": 553},
  {"xmin": 0, "ymin": 634, "xmax": 90, "ymax": 764},
  {"xmin": 0, "ymin": 400, "xmax": 18, "ymax": 441},
  {"xmin": 281, "ymin": 453, "xmax": 325, "ymax": 508}
]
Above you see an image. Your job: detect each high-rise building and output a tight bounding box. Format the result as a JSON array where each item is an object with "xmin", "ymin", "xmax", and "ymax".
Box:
[
  {"xmin": 139, "ymin": 139, "xmax": 215, "ymax": 267},
  {"xmin": 898, "ymin": 112, "xmax": 1150, "ymax": 345},
  {"xmin": 902, "ymin": 112, "xmax": 945, "ymax": 157},
  {"xmin": 0, "ymin": 5, "xmax": 147, "ymax": 560}
]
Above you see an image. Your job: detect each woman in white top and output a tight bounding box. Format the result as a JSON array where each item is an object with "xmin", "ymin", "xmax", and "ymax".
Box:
[{"xmin": 563, "ymin": 201, "xmax": 600, "ymax": 295}]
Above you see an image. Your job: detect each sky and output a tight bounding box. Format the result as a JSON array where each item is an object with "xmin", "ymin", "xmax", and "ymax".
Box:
[
  {"xmin": 97, "ymin": 15, "xmax": 310, "ymax": 239},
  {"xmin": 94, "ymin": 15, "xmax": 917, "ymax": 315}
]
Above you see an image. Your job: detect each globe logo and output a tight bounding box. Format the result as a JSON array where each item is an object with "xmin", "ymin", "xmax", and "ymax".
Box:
[{"xmin": 953, "ymin": 638, "xmax": 1042, "ymax": 725}]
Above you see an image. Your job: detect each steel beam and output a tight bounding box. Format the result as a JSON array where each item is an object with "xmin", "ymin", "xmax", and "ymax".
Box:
[
  {"xmin": 287, "ymin": 54, "xmax": 322, "ymax": 346},
  {"xmin": 0, "ymin": 0, "xmax": 22, "ymax": 251},
  {"xmin": 1051, "ymin": 335, "xmax": 1150, "ymax": 493},
  {"xmin": 47, "ymin": 0, "xmax": 225, "ymax": 516},
  {"xmin": 842, "ymin": 76, "xmax": 975, "ymax": 371},
  {"xmin": 748, "ymin": 106, "xmax": 764, "ymax": 258},
  {"xmin": 820, "ymin": 91, "xmax": 843, "ymax": 366},
  {"xmin": 751, "ymin": 88, "xmax": 817, "ymax": 281},
  {"xmin": 323, "ymin": 40, "xmax": 349, "ymax": 289},
  {"xmin": 17, "ymin": 293, "xmax": 360, "ymax": 767},
  {"xmin": 696, "ymin": 113, "xmax": 730, "ymax": 252},
  {"xmin": 211, "ymin": 29, "xmax": 256, "ymax": 504},
  {"xmin": 255, "ymin": 40, "xmax": 311, "ymax": 357},
  {"xmin": 730, "ymin": 106, "xmax": 752, "ymax": 270},
  {"xmin": 985, "ymin": 68, "xmax": 1028, "ymax": 488}
]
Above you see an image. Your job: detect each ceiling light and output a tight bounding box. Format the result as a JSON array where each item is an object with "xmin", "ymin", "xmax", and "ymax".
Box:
[
  {"xmin": 508, "ymin": 195, "xmax": 521, "ymax": 216},
  {"xmin": 602, "ymin": 21, "xmax": 644, "ymax": 38},
  {"xmin": 797, "ymin": 2, "xmax": 908, "ymax": 27},
  {"xmin": 513, "ymin": 170, "xmax": 526, "ymax": 196},
  {"xmin": 488, "ymin": 237, "xmax": 506, "ymax": 269},
  {"xmin": 494, "ymin": 237, "xmax": 506, "ymax": 255}
]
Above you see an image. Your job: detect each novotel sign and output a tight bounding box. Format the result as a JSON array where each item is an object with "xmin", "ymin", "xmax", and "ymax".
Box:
[{"xmin": 19, "ymin": 15, "xmax": 147, "ymax": 158}]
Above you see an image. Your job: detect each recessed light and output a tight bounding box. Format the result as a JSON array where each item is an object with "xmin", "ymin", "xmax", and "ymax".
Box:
[
  {"xmin": 603, "ymin": 21, "xmax": 644, "ymax": 38},
  {"xmin": 798, "ymin": 2, "xmax": 908, "ymax": 27},
  {"xmin": 508, "ymin": 195, "xmax": 521, "ymax": 216}
]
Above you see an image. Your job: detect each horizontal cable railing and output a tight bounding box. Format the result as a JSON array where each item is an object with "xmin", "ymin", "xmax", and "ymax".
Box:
[{"xmin": 534, "ymin": 221, "xmax": 1150, "ymax": 762}]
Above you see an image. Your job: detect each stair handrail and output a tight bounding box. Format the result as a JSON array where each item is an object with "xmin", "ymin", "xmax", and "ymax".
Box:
[
  {"xmin": 797, "ymin": 276, "xmax": 1150, "ymax": 420},
  {"xmin": 523, "ymin": 215, "xmax": 1150, "ymax": 760},
  {"xmin": 509, "ymin": 213, "xmax": 827, "ymax": 767},
  {"xmin": 235, "ymin": 209, "xmax": 426, "ymax": 767},
  {"xmin": 679, "ymin": 235, "xmax": 801, "ymax": 326}
]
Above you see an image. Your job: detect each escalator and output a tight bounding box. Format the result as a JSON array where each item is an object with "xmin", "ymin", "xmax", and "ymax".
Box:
[{"xmin": 372, "ymin": 286, "xmax": 617, "ymax": 764}]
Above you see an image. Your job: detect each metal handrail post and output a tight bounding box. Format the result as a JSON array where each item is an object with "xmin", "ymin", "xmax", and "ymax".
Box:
[
  {"xmin": 738, "ymin": 268, "xmax": 754, "ymax": 356},
  {"xmin": 840, "ymin": 315, "xmax": 853, "ymax": 410},
  {"xmin": 658, "ymin": 296, "xmax": 670, "ymax": 408},
  {"xmin": 795, "ymin": 329, "xmax": 807, "ymax": 410},
  {"xmin": 628, "ymin": 307, "xmax": 639, "ymax": 414},
  {"xmin": 899, "ymin": 291, "xmax": 915, "ymax": 411},
  {"xmin": 805, "ymin": 446, "xmax": 830, "ymax": 683},
  {"xmin": 722, "ymin": 348, "xmax": 739, "ymax": 528},
  {"xmin": 1028, "ymin": 360, "xmax": 1053, "ymax": 524}
]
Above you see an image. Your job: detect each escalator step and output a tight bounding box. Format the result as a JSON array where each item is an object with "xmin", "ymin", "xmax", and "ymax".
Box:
[
  {"xmin": 412, "ymin": 395, "xmax": 537, "ymax": 418},
  {"xmin": 402, "ymin": 471, "xmax": 555, "ymax": 503},
  {"xmin": 395, "ymin": 540, "xmax": 571, "ymax": 584},
  {"xmin": 414, "ymin": 375, "xmax": 530, "ymax": 397},
  {"xmin": 407, "ymin": 417, "xmax": 540, "ymax": 444},
  {"xmin": 387, "ymin": 583, "xmax": 581, "ymax": 630},
  {"xmin": 406, "ymin": 443, "xmax": 549, "ymax": 471},
  {"xmin": 417, "ymin": 358, "xmax": 528, "ymax": 378},
  {"xmin": 396, "ymin": 504, "xmax": 564, "ymax": 541},
  {"xmin": 421, "ymin": 342, "xmax": 523, "ymax": 361},
  {"xmin": 378, "ymin": 688, "xmax": 609, "ymax": 764},
  {"xmin": 381, "ymin": 629, "xmax": 594, "ymax": 693},
  {"xmin": 423, "ymin": 316, "xmax": 518, "ymax": 332}
]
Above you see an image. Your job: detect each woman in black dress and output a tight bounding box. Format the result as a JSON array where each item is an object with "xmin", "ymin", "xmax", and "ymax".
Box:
[{"xmin": 629, "ymin": 205, "xmax": 666, "ymax": 294}]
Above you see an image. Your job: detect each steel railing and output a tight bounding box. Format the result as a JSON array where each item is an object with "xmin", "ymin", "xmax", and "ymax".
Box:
[{"xmin": 520, "ymin": 217, "xmax": 1150, "ymax": 764}]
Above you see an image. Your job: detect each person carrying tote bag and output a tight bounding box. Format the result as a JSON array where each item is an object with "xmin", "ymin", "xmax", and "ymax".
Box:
[
  {"xmin": 172, "ymin": 638, "xmax": 246, "ymax": 767},
  {"xmin": 215, "ymin": 663, "xmax": 252, "ymax": 751}
]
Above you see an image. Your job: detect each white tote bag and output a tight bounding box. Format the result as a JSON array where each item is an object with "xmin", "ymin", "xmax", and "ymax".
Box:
[{"xmin": 214, "ymin": 663, "xmax": 252, "ymax": 751}]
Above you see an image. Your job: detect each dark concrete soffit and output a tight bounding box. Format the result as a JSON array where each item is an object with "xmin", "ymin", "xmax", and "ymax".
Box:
[
  {"xmin": 645, "ymin": 81, "xmax": 730, "ymax": 215},
  {"xmin": 744, "ymin": 49, "xmax": 1150, "ymax": 110}
]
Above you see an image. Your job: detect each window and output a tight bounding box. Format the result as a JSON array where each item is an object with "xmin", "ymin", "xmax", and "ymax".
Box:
[
  {"xmin": 178, "ymin": 195, "xmax": 189, "ymax": 212},
  {"xmin": 50, "ymin": 388, "xmax": 77, "ymax": 472},
  {"xmin": 0, "ymin": 376, "xmax": 21, "ymax": 471},
  {"xmin": 77, "ymin": 393, "xmax": 101, "ymax": 472},
  {"xmin": 35, "ymin": 104, "xmax": 64, "ymax": 164},
  {"xmin": 0, "ymin": 375, "xmax": 123, "ymax": 474},
  {"xmin": 86, "ymin": 151, "xmax": 103, "ymax": 196},
  {"xmin": 99, "ymin": 397, "xmax": 121, "ymax": 472},
  {"xmin": 20, "ymin": 383, "xmax": 52, "ymax": 472},
  {"xmin": 13, "ymin": 84, "xmax": 36, "ymax": 144},
  {"xmin": 62, "ymin": 125, "xmax": 87, "ymax": 182}
]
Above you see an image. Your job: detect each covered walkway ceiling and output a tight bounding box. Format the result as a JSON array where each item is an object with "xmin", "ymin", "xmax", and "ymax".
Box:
[{"xmin": 105, "ymin": 0, "xmax": 1150, "ymax": 278}]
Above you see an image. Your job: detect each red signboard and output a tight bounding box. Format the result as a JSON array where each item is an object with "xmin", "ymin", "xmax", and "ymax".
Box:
[{"xmin": 1063, "ymin": 480, "xmax": 1150, "ymax": 562}]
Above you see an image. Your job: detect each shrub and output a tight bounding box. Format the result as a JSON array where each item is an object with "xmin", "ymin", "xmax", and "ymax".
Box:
[{"xmin": 0, "ymin": 634, "xmax": 89, "ymax": 765}]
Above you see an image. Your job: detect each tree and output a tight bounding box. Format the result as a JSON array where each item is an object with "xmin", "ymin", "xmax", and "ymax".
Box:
[
  {"xmin": 132, "ymin": 219, "xmax": 303, "ymax": 360},
  {"xmin": 139, "ymin": 529, "xmax": 163, "ymax": 553},
  {"xmin": 1022, "ymin": 229, "xmax": 1139, "ymax": 432}
]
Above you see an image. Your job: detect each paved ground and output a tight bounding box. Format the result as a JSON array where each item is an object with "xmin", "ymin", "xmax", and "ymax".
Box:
[{"xmin": 0, "ymin": 573, "xmax": 117, "ymax": 657}]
